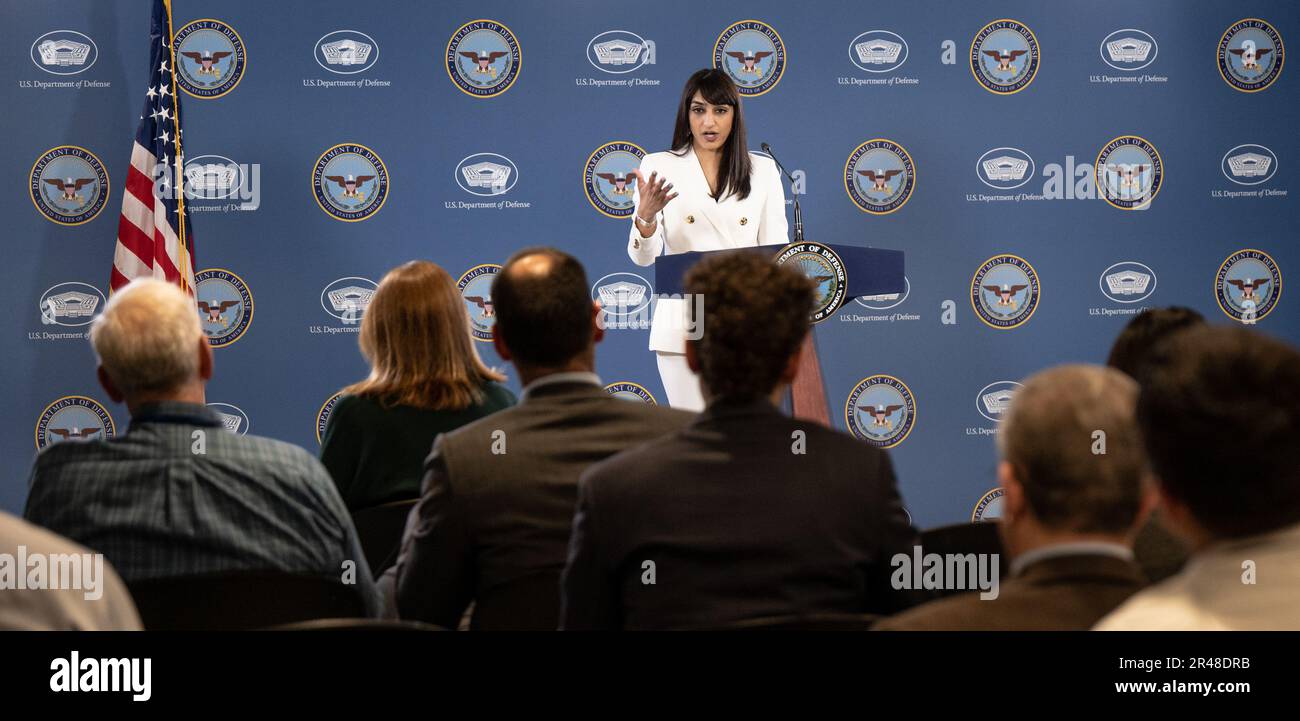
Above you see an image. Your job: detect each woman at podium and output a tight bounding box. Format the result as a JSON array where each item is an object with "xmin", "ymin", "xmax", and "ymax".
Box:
[{"xmin": 628, "ymin": 68, "xmax": 789, "ymax": 410}]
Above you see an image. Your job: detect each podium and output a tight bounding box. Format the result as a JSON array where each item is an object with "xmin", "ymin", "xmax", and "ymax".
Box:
[{"xmin": 654, "ymin": 243, "xmax": 905, "ymax": 424}]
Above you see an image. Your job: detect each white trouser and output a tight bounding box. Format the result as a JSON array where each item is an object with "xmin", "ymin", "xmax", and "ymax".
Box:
[{"xmin": 655, "ymin": 351, "xmax": 705, "ymax": 412}]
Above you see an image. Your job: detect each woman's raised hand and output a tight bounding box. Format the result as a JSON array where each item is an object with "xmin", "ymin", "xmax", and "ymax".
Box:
[{"xmin": 633, "ymin": 169, "xmax": 677, "ymax": 222}]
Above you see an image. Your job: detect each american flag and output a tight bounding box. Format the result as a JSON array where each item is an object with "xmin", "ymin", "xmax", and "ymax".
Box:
[{"xmin": 112, "ymin": 0, "xmax": 195, "ymax": 294}]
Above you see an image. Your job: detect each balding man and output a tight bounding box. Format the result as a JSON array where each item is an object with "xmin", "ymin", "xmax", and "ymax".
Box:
[
  {"xmin": 877, "ymin": 365, "xmax": 1150, "ymax": 630},
  {"xmin": 23, "ymin": 279, "xmax": 378, "ymax": 616},
  {"xmin": 389, "ymin": 247, "xmax": 693, "ymax": 630}
]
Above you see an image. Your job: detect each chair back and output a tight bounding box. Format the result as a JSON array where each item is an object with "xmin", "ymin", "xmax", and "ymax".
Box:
[{"xmin": 128, "ymin": 571, "xmax": 367, "ymax": 630}]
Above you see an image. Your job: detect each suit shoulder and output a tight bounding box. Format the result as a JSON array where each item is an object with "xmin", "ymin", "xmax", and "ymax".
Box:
[
  {"xmin": 748, "ymin": 152, "xmax": 778, "ymax": 172},
  {"xmin": 322, "ymin": 392, "xmax": 363, "ymax": 426},
  {"xmin": 580, "ymin": 430, "xmax": 683, "ymax": 490},
  {"xmin": 30, "ymin": 437, "xmax": 117, "ymax": 478},
  {"xmin": 331, "ymin": 392, "xmax": 361, "ymax": 411},
  {"xmin": 33, "ymin": 437, "xmax": 103, "ymax": 464},
  {"xmin": 577, "ymin": 396, "xmax": 694, "ymax": 442},
  {"xmin": 624, "ymin": 402, "xmax": 695, "ymax": 429},
  {"xmin": 433, "ymin": 403, "xmax": 523, "ymax": 449},
  {"xmin": 749, "ymin": 153, "xmax": 781, "ymax": 184}
]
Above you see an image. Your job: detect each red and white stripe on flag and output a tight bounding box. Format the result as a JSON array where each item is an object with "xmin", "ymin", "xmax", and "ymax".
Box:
[
  {"xmin": 111, "ymin": 0, "xmax": 195, "ymax": 296},
  {"xmin": 111, "ymin": 143, "xmax": 195, "ymax": 294}
]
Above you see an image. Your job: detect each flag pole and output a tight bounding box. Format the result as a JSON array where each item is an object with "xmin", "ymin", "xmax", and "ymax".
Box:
[{"xmin": 163, "ymin": 0, "xmax": 189, "ymax": 294}]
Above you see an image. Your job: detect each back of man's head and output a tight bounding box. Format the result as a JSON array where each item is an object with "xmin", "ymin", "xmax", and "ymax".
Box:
[
  {"xmin": 90, "ymin": 279, "xmax": 204, "ymax": 400},
  {"xmin": 684, "ymin": 251, "xmax": 814, "ymax": 402},
  {"xmin": 1107, "ymin": 306, "xmax": 1206, "ymax": 382},
  {"xmin": 1137, "ymin": 325, "xmax": 1300, "ymax": 540},
  {"xmin": 998, "ymin": 364, "xmax": 1145, "ymax": 534},
  {"xmin": 492, "ymin": 247, "xmax": 593, "ymax": 368}
]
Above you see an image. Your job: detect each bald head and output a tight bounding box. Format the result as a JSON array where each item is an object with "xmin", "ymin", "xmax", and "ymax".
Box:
[
  {"xmin": 505, "ymin": 251, "xmax": 560, "ymax": 280},
  {"xmin": 90, "ymin": 279, "xmax": 208, "ymax": 402},
  {"xmin": 491, "ymin": 247, "xmax": 595, "ymax": 369}
]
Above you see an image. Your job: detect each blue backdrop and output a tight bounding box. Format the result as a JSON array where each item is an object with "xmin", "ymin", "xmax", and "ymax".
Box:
[{"xmin": 4, "ymin": 0, "xmax": 1297, "ymax": 528}]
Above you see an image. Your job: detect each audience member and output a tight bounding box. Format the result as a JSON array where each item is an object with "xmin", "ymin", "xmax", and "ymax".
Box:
[
  {"xmin": 561, "ymin": 250, "xmax": 917, "ymax": 630},
  {"xmin": 320, "ymin": 260, "xmax": 514, "ymax": 511},
  {"xmin": 23, "ymin": 279, "xmax": 379, "ymax": 616},
  {"xmin": 389, "ymin": 247, "xmax": 693, "ymax": 630},
  {"xmin": 877, "ymin": 365, "xmax": 1149, "ymax": 630},
  {"xmin": 1097, "ymin": 326, "xmax": 1300, "ymax": 630}
]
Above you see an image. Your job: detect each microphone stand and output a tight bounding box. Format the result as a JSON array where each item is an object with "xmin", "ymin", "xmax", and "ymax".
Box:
[
  {"xmin": 761, "ymin": 142, "xmax": 803, "ymax": 243},
  {"xmin": 761, "ymin": 142, "xmax": 828, "ymax": 425}
]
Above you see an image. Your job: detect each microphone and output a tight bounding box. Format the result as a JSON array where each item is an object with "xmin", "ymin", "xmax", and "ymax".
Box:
[{"xmin": 761, "ymin": 142, "xmax": 803, "ymax": 242}]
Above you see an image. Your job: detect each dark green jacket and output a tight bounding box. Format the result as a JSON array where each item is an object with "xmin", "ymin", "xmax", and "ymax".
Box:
[{"xmin": 320, "ymin": 383, "xmax": 515, "ymax": 510}]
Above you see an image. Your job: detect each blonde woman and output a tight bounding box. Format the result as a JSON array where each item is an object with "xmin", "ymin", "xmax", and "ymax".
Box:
[{"xmin": 321, "ymin": 261, "xmax": 514, "ymax": 510}]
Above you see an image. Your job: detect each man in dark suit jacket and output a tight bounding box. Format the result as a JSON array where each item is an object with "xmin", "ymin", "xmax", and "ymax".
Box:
[
  {"xmin": 389, "ymin": 247, "xmax": 693, "ymax": 630},
  {"xmin": 875, "ymin": 365, "xmax": 1149, "ymax": 631},
  {"xmin": 561, "ymin": 251, "xmax": 919, "ymax": 630}
]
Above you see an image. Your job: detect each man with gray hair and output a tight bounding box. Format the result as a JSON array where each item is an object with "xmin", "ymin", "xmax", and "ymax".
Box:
[
  {"xmin": 877, "ymin": 365, "xmax": 1149, "ymax": 630},
  {"xmin": 24, "ymin": 279, "xmax": 378, "ymax": 617}
]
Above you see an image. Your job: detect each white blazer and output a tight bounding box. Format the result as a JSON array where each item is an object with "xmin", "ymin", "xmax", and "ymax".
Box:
[{"xmin": 628, "ymin": 147, "xmax": 789, "ymax": 353}]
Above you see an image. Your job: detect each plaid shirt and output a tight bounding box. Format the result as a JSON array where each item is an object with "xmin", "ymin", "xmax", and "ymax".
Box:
[{"xmin": 23, "ymin": 401, "xmax": 378, "ymax": 616}]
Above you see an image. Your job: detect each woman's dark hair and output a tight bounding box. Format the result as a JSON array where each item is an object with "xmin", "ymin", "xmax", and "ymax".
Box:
[{"xmin": 671, "ymin": 68, "xmax": 752, "ymax": 201}]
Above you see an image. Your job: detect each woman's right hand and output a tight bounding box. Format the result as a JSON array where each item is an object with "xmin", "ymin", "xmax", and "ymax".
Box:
[{"xmin": 633, "ymin": 169, "xmax": 677, "ymax": 226}]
